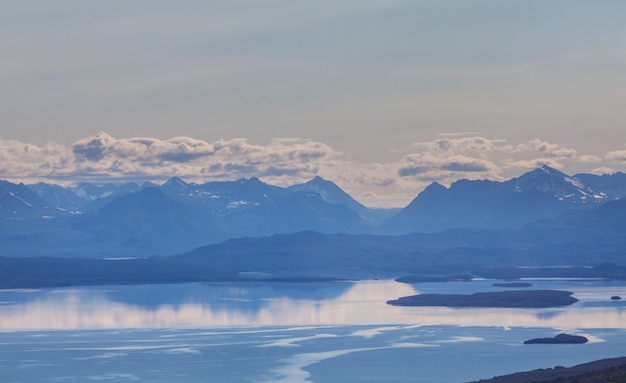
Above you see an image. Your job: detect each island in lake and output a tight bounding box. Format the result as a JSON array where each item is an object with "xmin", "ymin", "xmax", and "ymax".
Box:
[
  {"xmin": 524, "ymin": 333, "xmax": 588, "ymax": 344},
  {"xmin": 493, "ymin": 282, "xmax": 533, "ymax": 288},
  {"xmin": 387, "ymin": 290, "xmax": 578, "ymax": 308}
]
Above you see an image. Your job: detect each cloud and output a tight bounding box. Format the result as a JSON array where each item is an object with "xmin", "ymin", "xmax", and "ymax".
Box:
[
  {"xmin": 578, "ymin": 155, "xmax": 602, "ymax": 163},
  {"xmin": 442, "ymin": 160, "xmax": 492, "ymax": 173},
  {"xmin": 390, "ymin": 136, "xmax": 610, "ymax": 192},
  {"xmin": 514, "ymin": 139, "xmax": 577, "ymax": 159},
  {"xmin": 72, "ymin": 132, "xmax": 117, "ymax": 161},
  {"xmin": 67, "ymin": 134, "xmax": 341, "ymax": 183},
  {"xmin": 405, "ymin": 136, "xmax": 511, "ymax": 156},
  {"xmin": 396, "ymin": 137, "xmax": 517, "ymax": 185},
  {"xmin": 393, "ymin": 137, "xmax": 511, "ymax": 185},
  {"xmin": 606, "ymin": 150, "xmax": 626, "ymax": 162},
  {"xmin": 591, "ymin": 166, "xmax": 616, "ymax": 175},
  {"xmin": 0, "ymin": 139, "xmax": 73, "ymax": 179},
  {"xmin": 398, "ymin": 153, "xmax": 496, "ymax": 177}
]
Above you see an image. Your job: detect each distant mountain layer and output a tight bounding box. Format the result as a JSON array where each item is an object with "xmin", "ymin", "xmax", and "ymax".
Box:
[
  {"xmin": 181, "ymin": 198, "xmax": 626, "ymax": 273},
  {"xmin": 1, "ymin": 194, "xmax": 626, "ymax": 287},
  {"xmin": 1, "ymin": 166, "xmax": 625, "ymax": 258},
  {"xmin": 2, "ymin": 217, "xmax": 626, "ymax": 287}
]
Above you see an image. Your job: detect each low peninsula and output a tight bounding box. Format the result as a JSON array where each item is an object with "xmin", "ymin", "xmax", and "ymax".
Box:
[{"xmin": 387, "ymin": 290, "xmax": 578, "ymax": 308}]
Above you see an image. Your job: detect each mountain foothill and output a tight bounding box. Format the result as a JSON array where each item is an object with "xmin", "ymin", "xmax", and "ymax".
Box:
[{"xmin": 1, "ymin": 165, "xmax": 626, "ymax": 287}]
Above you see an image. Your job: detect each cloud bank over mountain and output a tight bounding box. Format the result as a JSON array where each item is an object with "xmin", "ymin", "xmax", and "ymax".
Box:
[{"xmin": 1, "ymin": 132, "xmax": 625, "ymax": 207}]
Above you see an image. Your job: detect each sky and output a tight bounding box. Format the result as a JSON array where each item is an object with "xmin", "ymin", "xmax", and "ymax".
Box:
[{"xmin": 2, "ymin": 1, "xmax": 626, "ymax": 207}]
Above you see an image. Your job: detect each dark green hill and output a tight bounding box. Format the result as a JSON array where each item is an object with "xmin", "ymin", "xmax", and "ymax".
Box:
[{"xmin": 468, "ymin": 357, "xmax": 626, "ymax": 383}]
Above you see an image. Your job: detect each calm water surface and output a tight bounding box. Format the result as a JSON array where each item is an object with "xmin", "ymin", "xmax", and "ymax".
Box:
[{"xmin": 1, "ymin": 279, "xmax": 625, "ymax": 382}]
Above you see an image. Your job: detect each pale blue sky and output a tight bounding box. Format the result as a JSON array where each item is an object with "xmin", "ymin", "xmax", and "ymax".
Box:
[{"xmin": 2, "ymin": 1, "xmax": 626, "ymax": 206}]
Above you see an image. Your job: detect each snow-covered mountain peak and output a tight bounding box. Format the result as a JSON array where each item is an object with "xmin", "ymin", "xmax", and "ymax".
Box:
[{"xmin": 507, "ymin": 166, "xmax": 614, "ymax": 205}]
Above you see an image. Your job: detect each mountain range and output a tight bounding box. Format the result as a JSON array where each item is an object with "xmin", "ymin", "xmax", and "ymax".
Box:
[
  {"xmin": 1, "ymin": 165, "xmax": 625, "ymax": 258},
  {"xmin": 384, "ymin": 166, "xmax": 626, "ymax": 233}
]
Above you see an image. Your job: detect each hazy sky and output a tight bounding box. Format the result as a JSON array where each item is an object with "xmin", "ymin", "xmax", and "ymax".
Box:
[{"xmin": 2, "ymin": 1, "xmax": 626, "ymax": 207}]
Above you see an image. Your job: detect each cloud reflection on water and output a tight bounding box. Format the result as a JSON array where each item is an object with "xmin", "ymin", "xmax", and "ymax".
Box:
[{"xmin": 0, "ymin": 280, "xmax": 625, "ymax": 330}]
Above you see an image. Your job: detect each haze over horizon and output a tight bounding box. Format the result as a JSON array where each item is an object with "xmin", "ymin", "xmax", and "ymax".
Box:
[{"xmin": 2, "ymin": 1, "xmax": 626, "ymax": 207}]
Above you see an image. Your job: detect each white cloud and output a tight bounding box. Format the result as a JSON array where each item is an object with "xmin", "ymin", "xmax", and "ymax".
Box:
[
  {"xmin": 394, "ymin": 136, "xmax": 579, "ymax": 186},
  {"xmin": 405, "ymin": 136, "xmax": 511, "ymax": 156},
  {"xmin": 514, "ymin": 139, "xmax": 577, "ymax": 159},
  {"xmin": 606, "ymin": 150, "xmax": 626, "ymax": 162},
  {"xmin": 578, "ymin": 155, "xmax": 602, "ymax": 163},
  {"xmin": 397, "ymin": 153, "xmax": 497, "ymax": 178},
  {"xmin": 68, "ymin": 133, "xmax": 341, "ymax": 184},
  {"xmin": 0, "ymin": 139, "xmax": 73, "ymax": 180},
  {"xmin": 591, "ymin": 166, "xmax": 616, "ymax": 175}
]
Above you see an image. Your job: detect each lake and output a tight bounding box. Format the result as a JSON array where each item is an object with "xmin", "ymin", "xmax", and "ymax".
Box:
[{"xmin": 1, "ymin": 279, "xmax": 625, "ymax": 382}]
